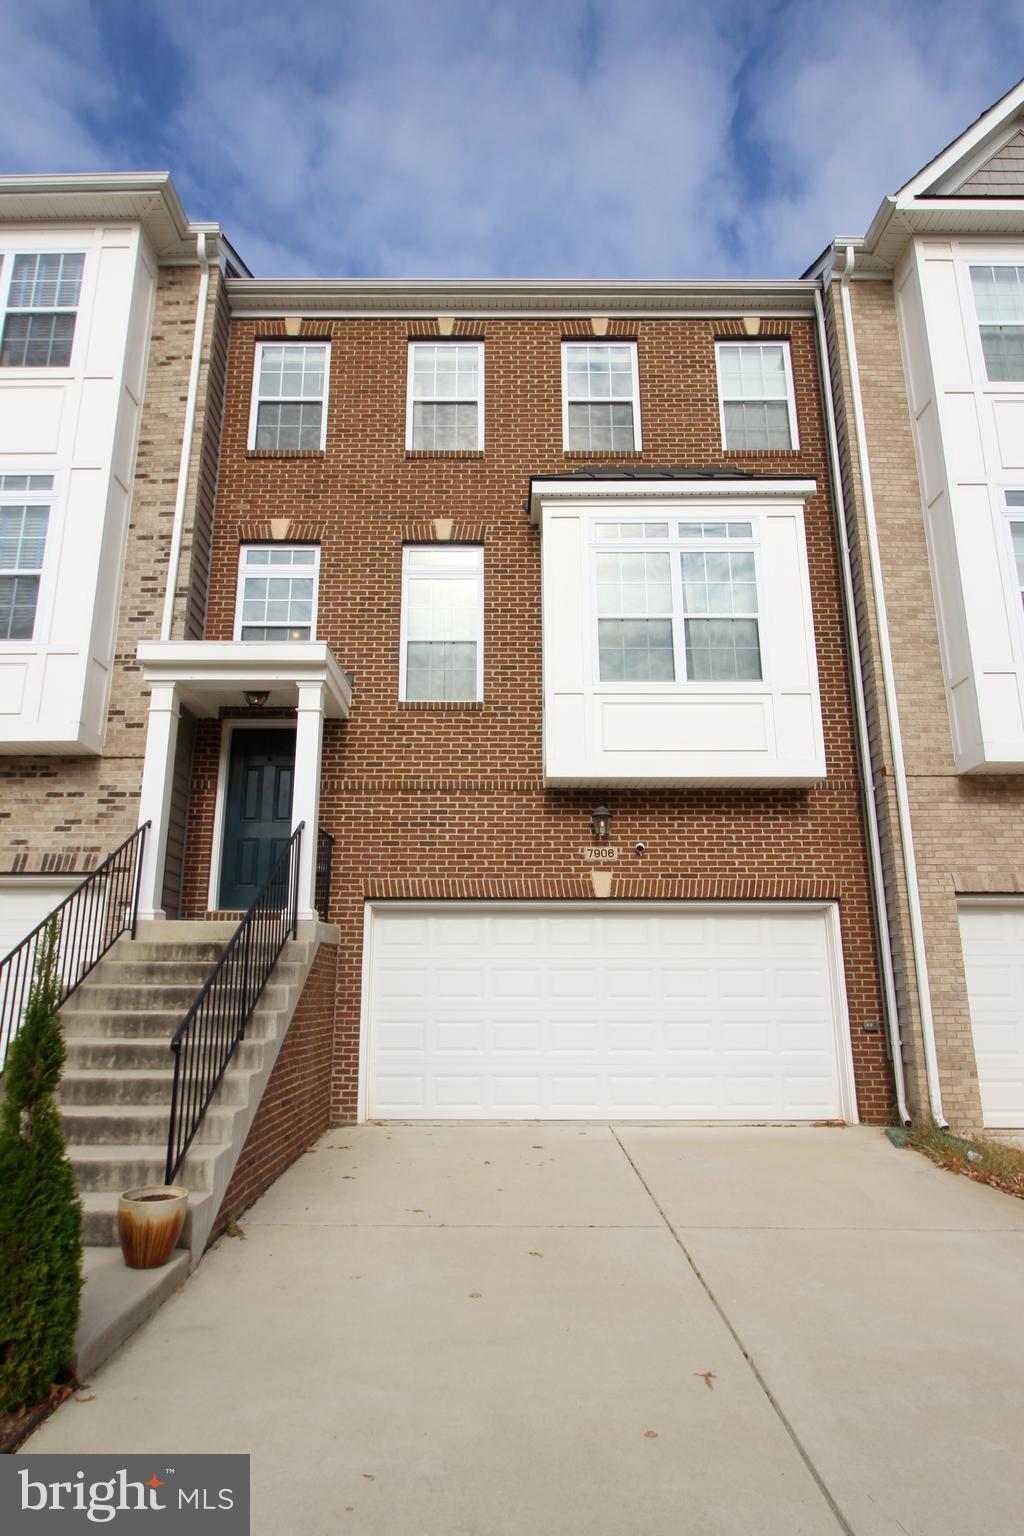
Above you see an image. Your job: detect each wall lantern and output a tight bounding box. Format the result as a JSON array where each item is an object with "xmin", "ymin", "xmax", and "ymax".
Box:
[
  {"xmin": 243, "ymin": 690, "xmax": 270, "ymax": 709},
  {"xmin": 590, "ymin": 805, "xmax": 612, "ymax": 841}
]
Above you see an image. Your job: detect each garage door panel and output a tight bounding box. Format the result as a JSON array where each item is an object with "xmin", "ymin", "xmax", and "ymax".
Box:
[
  {"xmin": 367, "ymin": 906, "xmax": 848, "ymax": 1121},
  {"xmin": 959, "ymin": 903, "xmax": 1024, "ymax": 1128}
]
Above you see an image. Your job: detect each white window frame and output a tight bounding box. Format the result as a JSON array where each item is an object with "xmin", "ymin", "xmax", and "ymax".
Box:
[
  {"xmin": 398, "ymin": 544, "xmax": 485, "ymax": 702},
  {"xmin": 588, "ymin": 516, "xmax": 767, "ymax": 687},
  {"xmin": 247, "ymin": 341, "xmax": 330, "ymax": 451},
  {"xmin": 967, "ymin": 263, "xmax": 1024, "ymax": 384},
  {"xmin": 715, "ymin": 340, "xmax": 799, "ymax": 452},
  {"xmin": 0, "ymin": 473, "xmax": 58, "ymax": 646},
  {"xmin": 233, "ymin": 543, "xmax": 321, "ymax": 642},
  {"xmin": 0, "ymin": 251, "xmax": 85, "ymax": 371},
  {"xmin": 561, "ymin": 340, "xmax": 642, "ymax": 452},
  {"xmin": 405, "ymin": 341, "xmax": 485, "ymax": 451}
]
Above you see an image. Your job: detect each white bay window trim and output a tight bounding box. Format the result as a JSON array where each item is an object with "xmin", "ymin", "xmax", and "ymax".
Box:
[
  {"xmin": 399, "ymin": 544, "xmax": 484, "ymax": 702},
  {"xmin": 561, "ymin": 340, "xmax": 642, "ymax": 452},
  {"xmin": 0, "ymin": 473, "xmax": 57, "ymax": 645},
  {"xmin": 530, "ymin": 477, "xmax": 823, "ymax": 786},
  {"xmin": 715, "ymin": 340, "xmax": 799, "ymax": 451},
  {"xmin": 405, "ymin": 341, "xmax": 485, "ymax": 451},
  {"xmin": 247, "ymin": 341, "xmax": 330, "ymax": 451}
]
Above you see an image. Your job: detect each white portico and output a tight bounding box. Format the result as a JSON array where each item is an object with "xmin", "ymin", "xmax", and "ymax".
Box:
[{"xmin": 135, "ymin": 641, "xmax": 351, "ymax": 922}]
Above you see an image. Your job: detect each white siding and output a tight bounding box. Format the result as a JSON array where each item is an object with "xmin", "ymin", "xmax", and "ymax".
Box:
[{"xmin": 0, "ymin": 223, "xmax": 157, "ymax": 753}]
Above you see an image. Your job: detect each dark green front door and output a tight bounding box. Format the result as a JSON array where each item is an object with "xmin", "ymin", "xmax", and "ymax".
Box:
[{"xmin": 219, "ymin": 728, "xmax": 296, "ymax": 909}]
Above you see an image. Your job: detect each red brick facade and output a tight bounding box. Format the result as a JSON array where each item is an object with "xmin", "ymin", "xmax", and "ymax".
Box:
[
  {"xmin": 213, "ymin": 940, "xmax": 339, "ymax": 1235},
  {"xmin": 179, "ymin": 310, "xmax": 894, "ymax": 1124}
]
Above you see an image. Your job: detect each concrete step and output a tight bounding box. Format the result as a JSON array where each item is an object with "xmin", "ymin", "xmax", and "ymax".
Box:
[
  {"xmin": 78, "ymin": 1190, "xmax": 215, "ymax": 1250},
  {"xmin": 59, "ymin": 1067, "xmax": 256, "ymax": 1107},
  {"xmin": 114, "ymin": 941, "xmax": 230, "ymax": 964},
  {"xmin": 70, "ymin": 1142, "xmax": 225, "ymax": 1193},
  {"xmin": 64, "ymin": 979, "xmax": 294, "ymax": 1014},
  {"xmin": 98, "ymin": 960, "xmax": 222, "ymax": 985},
  {"xmin": 74, "ymin": 1247, "xmax": 191, "ymax": 1378},
  {"xmin": 64, "ymin": 1036, "xmax": 265, "ymax": 1071},
  {"xmin": 61, "ymin": 1009, "xmax": 184, "ymax": 1040},
  {"xmin": 62, "ymin": 1102, "xmax": 236, "ymax": 1145}
]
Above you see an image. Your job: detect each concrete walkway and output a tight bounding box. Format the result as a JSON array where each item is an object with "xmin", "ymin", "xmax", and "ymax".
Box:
[{"xmin": 24, "ymin": 1125, "xmax": 1024, "ymax": 1536}]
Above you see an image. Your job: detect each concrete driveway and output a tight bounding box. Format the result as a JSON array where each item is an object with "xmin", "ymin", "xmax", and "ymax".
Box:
[{"xmin": 25, "ymin": 1125, "xmax": 1024, "ymax": 1535}]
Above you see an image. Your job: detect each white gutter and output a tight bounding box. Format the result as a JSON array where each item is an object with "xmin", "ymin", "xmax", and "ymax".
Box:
[
  {"xmin": 813, "ymin": 288, "xmax": 909, "ymax": 1124},
  {"xmin": 836, "ymin": 245, "xmax": 947, "ymax": 1126},
  {"xmin": 160, "ymin": 230, "xmax": 210, "ymax": 641}
]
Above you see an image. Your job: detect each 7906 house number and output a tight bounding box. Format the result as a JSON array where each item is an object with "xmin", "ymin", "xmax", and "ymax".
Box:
[{"xmin": 581, "ymin": 846, "xmax": 620, "ymax": 862}]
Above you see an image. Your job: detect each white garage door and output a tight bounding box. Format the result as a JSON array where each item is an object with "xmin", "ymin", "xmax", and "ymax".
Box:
[
  {"xmin": 365, "ymin": 905, "xmax": 852, "ymax": 1121},
  {"xmin": 0, "ymin": 880, "xmax": 77, "ymax": 960},
  {"xmin": 959, "ymin": 903, "xmax": 1024, "ymax": 1128}
]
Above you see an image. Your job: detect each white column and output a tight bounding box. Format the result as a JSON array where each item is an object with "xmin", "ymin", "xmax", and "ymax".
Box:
[
  {"xmin": 136, "ymin": 682, "xmax": 181, "ymax": 922},
  {"xmin": 292, "ymin": 682, "xmax": 325, "ymax": 921}
]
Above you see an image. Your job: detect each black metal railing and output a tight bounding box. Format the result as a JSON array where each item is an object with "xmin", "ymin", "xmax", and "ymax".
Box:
[
  {"xmin": 165, "ymin": 822, "xmax": 303, "ymax": 1184},
  {"xmin": 0, "ymin": 822, "xmax": 149, "ymax": 1070},
  {"xmin": 315, "ymin": 826, "xmax": 334, "ymax": 919}
]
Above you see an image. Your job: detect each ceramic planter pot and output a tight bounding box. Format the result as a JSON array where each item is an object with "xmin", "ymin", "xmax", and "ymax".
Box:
[{"xmin": 118, "ymin": 1186, "xmax": 188, "ymax": 1268}]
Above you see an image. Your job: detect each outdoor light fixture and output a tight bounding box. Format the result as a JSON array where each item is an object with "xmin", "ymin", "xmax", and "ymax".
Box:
[
  {"xmin": 243, "ymin": 690, "xmax": 270, "ymax": 709},
  {"xmin": 590, "ymin": 805, "xmax": 612, "ymax": 841}
]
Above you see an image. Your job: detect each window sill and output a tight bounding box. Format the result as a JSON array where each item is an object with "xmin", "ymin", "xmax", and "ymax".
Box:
[
  {"xmin": 404, "ymin": 450, "xmax": 484, "ymax": 460},
  {"xmin": 245, "ymin": 449, "xmax": 326, "ymax": 460},
  {"xmin": 398, "ymin": 700, "xmax": 484, "ymax": 712}
]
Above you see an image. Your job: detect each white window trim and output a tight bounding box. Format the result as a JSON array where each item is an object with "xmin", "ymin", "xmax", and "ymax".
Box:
[
  {"xmin": 398, "ymin": 544, "xmax": 485, "ymax": 702},
  {"xmin": 233, "ymin": 543, "xmax": 321, "ymax": 642},
  {"xmin": 588, "ymin": 515, "xmax": 768, "ymax": 688},
  {"xmin": 405, "ymin": 340, "xmax": 485, "ymax": 451},
  {"xmin": 561, "ymin": 340, "xmax": 643, "ymax": 453},
  {"xmin": 965, "ymin": 259, "xmax": 1024, "ymax": 388},
  {"xmin": 0, "ymin": 473, "xmax": 59, "ymax": 648},
  {"xmin": 0, "ymin": 249, "xmax": 86, "ymax": 374},
  {"xmin": 247, "ymin": 340, "xmax": 331, "ymax": 451},
  {"xmin": 714, "ymin": 340, "xmax": 799, "ymax": 452}
]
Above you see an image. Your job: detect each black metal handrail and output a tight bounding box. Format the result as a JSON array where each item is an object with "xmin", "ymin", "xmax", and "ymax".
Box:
[
  {"xmin": 315, "ymin": 826, "xmax": 334, "ymax": 919},
  {"xmin": 165, "ymin": 823, "xmax": 303, "ymax": 1184},
  {"xmin": 0, "ymin": 822, "xmax": 149, "ymax": 1070}
]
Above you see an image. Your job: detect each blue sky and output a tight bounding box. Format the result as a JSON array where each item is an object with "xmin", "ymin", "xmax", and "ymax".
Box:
[{"xmin": 1, "ymin": 0, "xmax": 1022, "ymax": 279}]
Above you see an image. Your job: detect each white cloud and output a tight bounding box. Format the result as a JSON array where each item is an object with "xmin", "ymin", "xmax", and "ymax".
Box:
[{"xmin": 0, "ymin": 0, "xmax": 1020, "ymax": 279}]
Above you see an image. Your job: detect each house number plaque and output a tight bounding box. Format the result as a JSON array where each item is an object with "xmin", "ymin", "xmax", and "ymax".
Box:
[{"xmin": 581, "ymin": 846, "xmax": 620, "ymax": 862}]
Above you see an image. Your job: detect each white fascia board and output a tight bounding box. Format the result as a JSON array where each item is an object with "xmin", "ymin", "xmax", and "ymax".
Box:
[
  {"xmin": 137, "ymin": 640, "xmax": 353, "ymax": 719},
  {"xmin": 0, "ymin": 173, "xmax": 229, "ymax": 262},
  {"xmin": 528, "ymin": 477, "xmax": 817, "ymax": 523},
  {"xmin": 227, "ymin": 276, "xmax": 820, "ymax": 318}
]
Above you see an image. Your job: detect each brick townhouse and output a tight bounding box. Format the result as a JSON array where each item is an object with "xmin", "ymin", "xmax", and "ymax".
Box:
[
  {"xmin": 814, "ymin": 77, "xmax": 1024, "ymax": 1134},
  {"xmin": 129, "ymin": 276, "xmax": 895, "ymax": 1155}
]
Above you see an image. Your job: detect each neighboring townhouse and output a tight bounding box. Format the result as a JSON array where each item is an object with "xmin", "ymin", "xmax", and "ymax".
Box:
[
  {"xmin": 129, "ymin": 273, "xmax": 896, "ymax": 1172},
  {"xmin": 815, "ymin": 78, "xmax": 1024, "ymax": 1133},
  {"xmin": 0, "ymin": 175, "xmax": 245, "ymax": 954}
]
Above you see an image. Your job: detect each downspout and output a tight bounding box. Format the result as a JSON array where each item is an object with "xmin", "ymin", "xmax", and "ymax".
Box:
[
  {"xmin": 813, "ymin": 288, "xmax": 909, "ymax": 1124},
  {"xmin": 160, "ymin": 230, "xmax": 210, "ymax": 641},
  {"xmin": 836, "ymin": 245, "xmax": 947, "ymax": 1126}
]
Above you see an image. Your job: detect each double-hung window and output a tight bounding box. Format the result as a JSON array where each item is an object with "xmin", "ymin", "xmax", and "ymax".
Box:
[
  {"xmin": 249, "ymin": 342, "xmax": 329, "ymax": 450},
  {"xmin": 970, "ymin": 266, "xmax": 1024, "ymax": 381},
  {"xmin": 594, "ymin": 518, "xmax": 762, "ymax": 684},
  {"xmin": 716, "ymin": 342, "xmax": 798, "ymax": 450},
  {"xmin": 0, "ymin": 474, "xmax": 53, "ymax": 640},
  {"xmin": 0, "ymin": 253, "xmax": 84, "ymax": 368},
  {"xmin": 235, "ymin": 545, "xmax": 319, "ymax": 641},
  {"xmin": 562, "ymin": 342, "xmax": 641, "ymax": 451},
  {"xmin": 406, "ymin": 342, "xmax": 483, "ymax": 450},
  {"xmin": 400, "ymin": 545, "xmax": 484, "ymax": 701}
]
